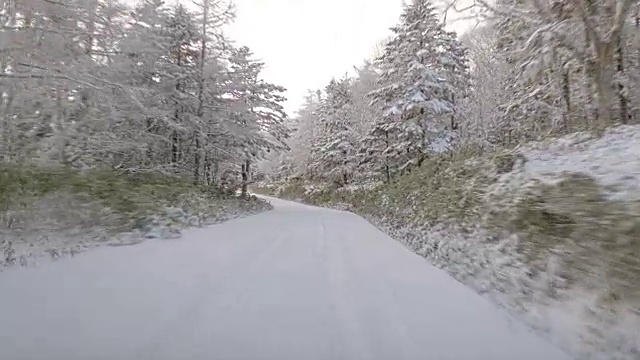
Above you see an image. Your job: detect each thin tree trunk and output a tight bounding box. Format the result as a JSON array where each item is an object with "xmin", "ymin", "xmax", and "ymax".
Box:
[
  {"xmin": 85, "ymin": 0, "xmax": 98, "ymax": 56},
  {"xmin": 56, "ymin": 88, "xmax": 67, "ymax": 164},
  {"xmin": 171, "ymin": 130, "xmax": 179, "ymax": 163},
  {"xmin": 450, "ymin": 93, "xmax": 457, "ymax": 130},
  {"xmin": 1, "ymin": 89, "xmax": 15, "ymax": 161},
  {"xmin": 616, "ymin": 35, "xmax": 628, "ymax": 124},
  {"xmin": 193, "ymin": 136, "xmax": 200, "ymax": 184},
  {"xmin": 595, "ymin": 63, "xmax": 615, "ymax": 125},
  {"xmin": 193, "ymin": 0, "xmax": 209, "ymax": 184},
  {"xmin": 580, "ymin": 0, "xmax": 633, "ymax": 126},
  {"xmin": 384, "ymin": 130, "xmax": 391, "ymax": 183},
  {"xmin": 562, "ymin": 63, "xmax": 571, "ymax": 131},
  {"xmin": 204, "ymin": 154, "xmax": 211, "ymax": 185},
  {"xmin": 172, "ymin": 48, "xmax": 183, "ymax": 165},
  {"xmin": 241, "ymin": 159, "xmax": 250, "ymax": 198}
]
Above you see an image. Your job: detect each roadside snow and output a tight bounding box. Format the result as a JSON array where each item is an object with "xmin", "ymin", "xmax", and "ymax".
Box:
[
  {"xmin": 1, "ymin": 196, "xmax": 271, "ymax": 270},
  {"xmin": 0, "ymin": 197, "xmax": 571, "ymax": 360},
  {"xmin": 357, "ymin": 211, "xmax": 640, "ymax": 360}
]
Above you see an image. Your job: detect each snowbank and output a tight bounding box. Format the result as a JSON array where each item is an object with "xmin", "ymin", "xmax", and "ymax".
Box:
[{"xmin": 1, "ymin": 195, "xmax": 270, "ymax": 270}]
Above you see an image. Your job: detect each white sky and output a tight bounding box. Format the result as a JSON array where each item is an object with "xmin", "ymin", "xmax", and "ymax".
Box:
[
  {"xmin": 224, "ymin": 0, "xmax": 403, "ymax": 115},
  {"xmin": 221, "ymin": 0, "xmax": 474, "ymax": 116}
]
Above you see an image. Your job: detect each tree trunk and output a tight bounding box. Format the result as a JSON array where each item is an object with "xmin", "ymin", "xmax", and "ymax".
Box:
[
  {"xmin": 193, "ymin": 0, "xmax": 208, "ymax": 185},
  {"xmin": 594, "ymin": 63, "xmax": 615, "ymax": 125},
  {"xmin": 204, "ymin": 154, "xmax": 211, "ymax": 185},
  {"xmin": 616, "ymin": 35, "xmax": 628, "ymax": 124},
  {"xmin": 1, "ymin": 89, "xmax": 15, "ymax": 161},
  {"xmin": 581, "ymin": 0, "xmax": 633, "ymax": 126},
  {"xmin": 213, "ymin": 158, "xmax": 219, "ymax": 184},
  {"xmin": 84, "ymin": 0, "xmax": 98, "ymax": 56},
  {"xmin": 56, "ymin": 88, "xmax": 67, "ymax": 164},
  {"xmin": 171, "ymin": 130, "xmax": 179, "ymax": 163},
  {"xmin": 193, "ymin": 136, "xmax": 200, "ymax": 185},
  {"xmin": 146, "ymin": 118, "xmax": 154, "ymax": 164},
  {"xmin": 172, "ymin": 40, "xmax": 183, "ymax": 165},
  {"xmin": 562, "ymin": 64, "xmax": 571, "ymax": 131},
  {"xmin": 384, "ymin": 130, "xmax": 391, "ymax": 183},
  {"xmin": 450, "ymin": 93, "xmax": 457, "ymax": 130},
  {"xmin": 241, "ymin": 159, "xmax": 250, "ymax": 198}
]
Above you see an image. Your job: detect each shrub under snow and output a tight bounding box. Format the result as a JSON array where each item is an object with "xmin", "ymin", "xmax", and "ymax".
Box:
[{"xmin": 1, "ymin": 166, "xmax": 271, "ymax": 270}]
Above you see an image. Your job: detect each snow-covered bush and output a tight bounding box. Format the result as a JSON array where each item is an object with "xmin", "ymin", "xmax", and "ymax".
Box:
[{"xmin": 0, "ymin": 165, "xmax": 271, "ymax": 269}]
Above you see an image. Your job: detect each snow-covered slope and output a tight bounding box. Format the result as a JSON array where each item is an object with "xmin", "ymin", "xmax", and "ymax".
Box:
[
  {"xmin": 490, "ymin": 124, "xmax": 640, "ymax": 202},
  {"xmin": 0, "ymin": 197, "xmax": 570, "ymax": 360}
]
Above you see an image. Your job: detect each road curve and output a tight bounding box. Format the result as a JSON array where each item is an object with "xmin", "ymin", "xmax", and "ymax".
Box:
[{"xmin": 0, "ymin": 196, "xmax": 572, "ymax": 360}]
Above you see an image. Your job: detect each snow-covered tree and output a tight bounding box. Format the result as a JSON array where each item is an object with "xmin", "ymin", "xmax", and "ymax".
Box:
[
  {"xmin": 225, "ymin": 45, "xmax": 289, "ymax": 195},
  {"xmin": 0, "ymin": 0, "xmax": 288, "ymax": 190},
  {"xmin": 363, "ymin": 0, "xmax": 468, "ymax": 176},
  {"xmin": 279, "ymin": 90, "xmax": 323, "ymax": 179},
  {"xmin": 314, "ymin": 78, "xmax": 357, "ymax": 184}
]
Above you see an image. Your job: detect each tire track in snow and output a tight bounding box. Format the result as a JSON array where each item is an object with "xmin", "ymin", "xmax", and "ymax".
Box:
[
  {"xmin": 321, "ymin": 213, "xmax": 374, "ymax": 360},
  {"xmin": 132, "ymin": 218, "xmax": 292, "ymax": 359},
  {"xmin": 341, "ymin": 221, "xmax": 418, "ymax": 360}
]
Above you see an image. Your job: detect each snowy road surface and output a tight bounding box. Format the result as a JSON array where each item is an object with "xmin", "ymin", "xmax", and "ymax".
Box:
[{"xmin": 0, "ymin": 196, "xmax": 571, "ymax": 360}]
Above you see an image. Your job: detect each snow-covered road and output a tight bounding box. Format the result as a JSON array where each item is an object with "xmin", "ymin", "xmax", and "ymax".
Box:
[{"xmin": 0, "ymin": 196, "xmax": 571, "ymax": 360}]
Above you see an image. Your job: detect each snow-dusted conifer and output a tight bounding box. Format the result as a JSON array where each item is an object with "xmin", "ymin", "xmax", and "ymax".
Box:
[
  {"xmin": 315, "ymin": 78, "xmax": 357, "ymax": 184},
  {"xmin": 365, "ymin": 0, "xmax": 461, "ymax": 175},
  {"xmin": 226, "ymin": 45, "xmax": 289, "ymax": 194}
]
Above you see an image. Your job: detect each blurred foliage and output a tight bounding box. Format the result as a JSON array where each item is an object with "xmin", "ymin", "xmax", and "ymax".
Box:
[{"xmin": 0, "ymin": 164, "xmax": 242, "ymax": 228}]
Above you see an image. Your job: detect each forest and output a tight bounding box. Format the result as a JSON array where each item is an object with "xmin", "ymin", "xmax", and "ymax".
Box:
[
  {"xmin": 0, "ymin": 0, "xmax": 288, "ymax": 191},
  {"xmin": 267, "ymin": 0, "xmax": 638, "ymax": 184}
]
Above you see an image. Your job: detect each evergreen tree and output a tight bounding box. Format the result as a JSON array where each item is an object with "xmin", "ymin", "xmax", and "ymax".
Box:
[
  {"xmin": 226, "ymin": 45, "xmax": 289, "ymax": 195},
  {"xmin": 365, "ymin": 0, "xmax": 468, "ymax": 176},
  {"xmin": 316, "ymin": 78, "xmax": 357, "ymax": 185}
]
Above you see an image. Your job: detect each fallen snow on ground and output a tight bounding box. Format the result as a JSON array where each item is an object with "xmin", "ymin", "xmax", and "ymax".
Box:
[{"xmin": 0, "ymin": 197, "xmax": 571, "ymax": 360}]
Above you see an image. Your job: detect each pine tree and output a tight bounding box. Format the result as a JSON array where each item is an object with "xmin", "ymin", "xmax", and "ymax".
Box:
[
  {"xmin": 316, "ymin": 78, "xmax": 357, "ymax": 185},
  {"xmin": 285, "ymin": 90, "xmax": 323, "ymax": 178},
  {"xmin": 165, "ymin": 4, "xmax": 201, "ymax": 167},
  {"xmin": 226, "ymin": 45, "xmax": 289, "ymax": 196},
  {"xmin": 364, "ymin": 0, "xmax": 465, "ymax": 177}
]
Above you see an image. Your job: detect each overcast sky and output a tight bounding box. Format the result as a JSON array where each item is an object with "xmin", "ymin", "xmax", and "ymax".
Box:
[
  {"xmin": 223, "ymin": 0, "xmax": 401, "ymax": 115},
  {"xmin": 222, "ymin": 0, "xmax": 473, "ymax": 116}
]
